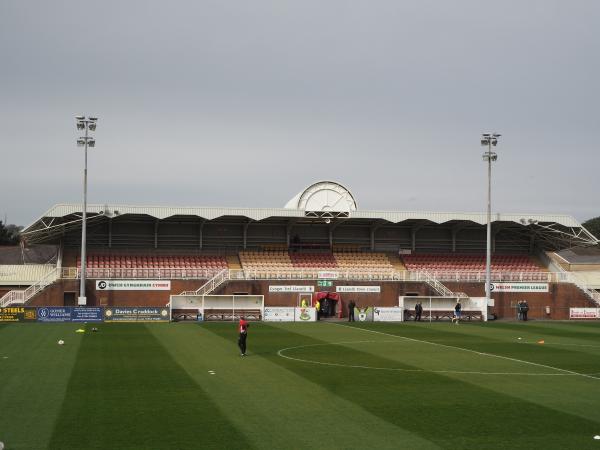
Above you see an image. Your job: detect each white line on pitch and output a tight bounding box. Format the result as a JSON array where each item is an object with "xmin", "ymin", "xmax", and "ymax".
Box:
[
  {"xmin": 333, "ymin": 324, "xmax": 600, "ymax": 381},
  {"xmin": 277, "ymin": 341, "xmax": 583, "ymax": 376}
]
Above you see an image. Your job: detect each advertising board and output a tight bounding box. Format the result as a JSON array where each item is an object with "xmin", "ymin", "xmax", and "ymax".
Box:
[
  {"xmin": 269, "ymin": 285, "xmax": 315, "ymax": 293},
  {"xmin": 263, "ymin": 307, "xmax": 296, "ymax": 322},
  {"xmin": 569, "ymin": 308, "xmax": 599, "ymax": 319},
  {"xmin": 294, "ymin": 307, "xmax": 316, "ymax": 322},
  {"xmin": 36, "ymin": 307, "xmax": 104, "ymax": 323},
  {"xmin": 0, "ymin": 307, "xmax": 37, "ymax": 322},
  {"xmin": 373, "ymin": 307, "xmax": 404, "ymax": 322},
  {"xmin": 336, "ymin": 286, "xmax": 381, "ymax": 293},
  {"xmin": 490, "ymin": 283, "xmax": 549, "ymax": 293},
  {"xmin": 104, "ymin": 307, "xmax": 170, "ymax": 322},
  {"xmin": 96, "ymin": 280, "xmax": 171, "ymax": 291}
]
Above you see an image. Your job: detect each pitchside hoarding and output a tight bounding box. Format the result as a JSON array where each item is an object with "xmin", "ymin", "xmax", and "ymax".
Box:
[
  {"xmin": 104, "ymin": 307, "xmax": 170, "ymax": 322},
  {"xmin": 294, "ymin": 307, "xmax": 317, "ymax": 322},
  {"xmin": 569, "ymin": 308, "xmax": 599, "ymax": 319},
  {"xmin": 37, "ymin": 307, "xmax": 103, "ymax": 323},
  {"xmin": 355, "ymin": 306, "xmax": 373, "ymax": 322},
  {"xmin": 263, "ymin": 307, "xmax": 295, "ymax": 322},
  {"xmin": 373, "ymin": 307, "xmax": 404, "ymax": 322},
  {"xmin": 0, "ymin": 307, "xmax": 37, "ymax": 322},
  {"xmin": 96, "ymin": 280, "xmax": 171, "ymax": 291}
]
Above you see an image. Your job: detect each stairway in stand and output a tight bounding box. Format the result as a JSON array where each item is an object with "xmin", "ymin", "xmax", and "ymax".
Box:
[
  {"xmin": 386, "ymin": 253, "xmax": 406, "ymax": 272},
  {"xmin": 226, "ymin": 254, "xmax": 242, "ymax": 270}
]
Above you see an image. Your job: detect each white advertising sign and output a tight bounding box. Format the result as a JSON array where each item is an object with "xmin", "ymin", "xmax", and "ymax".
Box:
[
  {"xmin": 318, "ymin": 271, "xmax": 339, "ymax": 279},
  {"xmin": 336, "ymin": 286, "xmax": 381, "ymax": 293},
  {"xmin": 373, "ymin": 307, "xmax": 404, "ymax": 322},
  {"xmin": 294, "ymin": 307, "xmax": 317, "ymax": 322},
  {"xmin": 569, "ymin": 308, "xmax": 599, "ymax": 319},
  {"xmin": 269, "ymin": 285, "xmax": 315, "ymax": 293},
  {"xmin": 96, "ymin": 280, "xmax": 171, "ymax": 291},
  {"xmin": 263, "ymin": 307, "xmax": 296, "ymax": 322},
  {"xmin": 490, "ymin": 283, "xmax": 549, "ymax": 293}
]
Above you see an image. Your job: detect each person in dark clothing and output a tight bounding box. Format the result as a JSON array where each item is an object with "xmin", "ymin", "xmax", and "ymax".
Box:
[
  {"xmin": 415, "ymin": 302, "xmax": 423, "ymax": 321},
  {"xmin": 238, "ymin": 316, "xmax": 249, "ymax": 356},
  {"xmin": 517, "ymin": 300, "xmax": 523, "ymax": 320},
  {"xmin": 452, "ymin": 300, "xmax": 462, "ymax": 324},
  {"xmin": 522, "ymin": 301, "xmax": 529, "ymax": 321},
  {"xmin": 348, "ymin": 300, "xmax": 356, "ymax": 322}
]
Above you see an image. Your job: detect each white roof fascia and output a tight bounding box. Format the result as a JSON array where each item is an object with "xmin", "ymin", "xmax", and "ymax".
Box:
[{"xmin": 30, "ymin": 203, "xmax": 582, "ymax": 229}]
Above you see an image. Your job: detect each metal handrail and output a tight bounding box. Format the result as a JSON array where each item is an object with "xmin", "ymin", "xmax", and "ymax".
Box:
[
  {"xmin": 0, "ymin": 267, "xmax": 60, "ymax": 307},
  {"xmin": 58, "ymin": 266, "xmax": 571, "ymax": 284},
  {"xmin": 61, "ymin": 267, "xmax": 223, "ymax": 280}
]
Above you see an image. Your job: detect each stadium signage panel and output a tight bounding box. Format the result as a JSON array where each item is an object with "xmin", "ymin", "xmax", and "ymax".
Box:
[
  {"xmin": 569, "ymin": 308, "xmax": 599, "ymax": 319},
  {"xmin": 355, "ymin": 306, "xmax": 374, "ymax": 322},
  {"xmin": 0, "ymin": 306, "xmax": 37, "ymax": 322},
  {"xmin": 336, "ymin": 286, "xmax": 381, "ymax": 293},
  {"xmin": 317, "ymin": 271, "xmax": 339, "ymax": 279},
  {"xmin": 294, "ymin": 307, "xmax": 317, "ymax": 322},
  {"xmin": 490, "ymin": 283, "xmax": 549, "ymax": 293},
  {"xmin": 104, "ymin": 307, "xmax": 170, "ymax": 322},
  {"xmin": 96, "ymin": 280, "xmax": 171, "ymax": 291},
  {"xmin": 373, "ymin": 307, "xmax": 404, "ymax": 322},
  {"xmin": 37, "ymin": 307, "xmax": 71, "ymax": 322},
  {"xmin": 263, "ymin": 307, "xmax": 296, "ymax": 322},
  {"xmin": 72, "ymin": 307, "xmax": 103, "ymax": 322},
  {"xmin": 37, "ymin": 307, "xmax": 104, "ymax": 322},
  {"xmin": 269, "ymin": 285, "xmax": 315, "ymax": 293}
]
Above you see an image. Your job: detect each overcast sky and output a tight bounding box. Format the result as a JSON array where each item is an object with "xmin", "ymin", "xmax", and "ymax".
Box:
[{"xmin": 1, "ymin": 0, "xmax": 599, "ymax": 227}]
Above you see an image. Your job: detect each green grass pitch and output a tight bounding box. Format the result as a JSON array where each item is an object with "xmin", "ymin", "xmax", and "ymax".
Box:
[{"xmin": 1, "ymin": 320, "xmax": 600, "ymax": 449}]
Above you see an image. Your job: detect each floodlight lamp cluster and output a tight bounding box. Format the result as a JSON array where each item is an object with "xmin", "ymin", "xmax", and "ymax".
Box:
[
  {"xmin": 75, "ymin": 115, "xmax": 98, "ymax": 146},
  {"xmin": 520, "ymin": 218, "xmax": 539, "ymax": 225},
  {"xmin": 481, "ymin": 133, "xmax": 501, "ymax": 147}
]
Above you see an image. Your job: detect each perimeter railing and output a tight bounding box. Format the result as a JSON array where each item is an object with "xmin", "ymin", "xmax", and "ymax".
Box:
[
  {"xmin": 0, "ymin": 267, "xmax": 60, "ymax": 307},
  {"xmin": 61, "ymin": 267, "xmax": 223, "ymax": 280},
  {"xmin": 59, "ymin": 267, "xmax": 571, "ymax": 284}
]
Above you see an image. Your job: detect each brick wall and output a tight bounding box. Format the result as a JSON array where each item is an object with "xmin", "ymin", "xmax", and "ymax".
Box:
[{"xmin": 23, "ymin": 278, "xmax": 597, "ymax": 320}]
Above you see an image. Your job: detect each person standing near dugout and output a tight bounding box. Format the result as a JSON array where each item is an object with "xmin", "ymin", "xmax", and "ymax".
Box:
[
  {"xmin": 348, "ymin": 300, "xmax": 356, "ymax": 322},
  {"xmin": 238, "ymin": 316, "xmax": 249, "ymax": 356},
  {"xmin": 452, "ymin": 300, "xmax": 462, "ymax": 324},
  {"xmin": 415, "ymin": 301, "xmax": 423, "ymax": 321}
]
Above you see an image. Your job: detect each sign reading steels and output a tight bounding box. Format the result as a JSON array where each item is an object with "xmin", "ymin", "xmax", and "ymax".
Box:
[{"xmin": 96, "ymin": 280, "xmax": 171, "ymax": 291}]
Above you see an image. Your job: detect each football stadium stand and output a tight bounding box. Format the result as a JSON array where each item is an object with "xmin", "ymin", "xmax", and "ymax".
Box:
[{"xmin": 2, "ymin": 180, "xmax": 599, "ymax": 318}]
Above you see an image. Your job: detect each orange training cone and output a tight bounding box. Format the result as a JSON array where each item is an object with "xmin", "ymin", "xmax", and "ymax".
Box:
[{"xmin": 537, "ymin": 340, "xmax": 545, "ymax": 344}]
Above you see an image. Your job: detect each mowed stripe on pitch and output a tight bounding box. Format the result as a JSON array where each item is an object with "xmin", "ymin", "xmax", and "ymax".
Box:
[
  {"xmin": 262, "ymin": 322, "xmax": 600, "ymax": 450},
  {"xmin": 151, "ymin": 322, "xmax": 441, "ymax": 450},
  {"xmin": 0, "ymin": 323, "xmax": 84, "ymax": 450},
  {"xmin": 48, "ymin": 323, "xmax": 251, "ymax": 450},
  {"xmin": 330, "ymin": 322, "xmax": 600, "ymax": 428}
]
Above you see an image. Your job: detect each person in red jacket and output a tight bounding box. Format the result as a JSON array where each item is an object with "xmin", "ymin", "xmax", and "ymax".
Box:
[{"xmin": 238, "ymin": 317, "xmax": 249, "ymax": 356}]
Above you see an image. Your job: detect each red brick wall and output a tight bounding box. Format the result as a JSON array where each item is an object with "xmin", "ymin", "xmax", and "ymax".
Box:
[
  {"xmin": 444, "ymin": 282, "xmax": 595, "ymax": 320},
  {"xmin": 24, "ymin": 278, "xmax": 597, "ymax": 320},
  {"xmin": 219, "ymin": 280, "xmax": 433, "ymax": 315}
]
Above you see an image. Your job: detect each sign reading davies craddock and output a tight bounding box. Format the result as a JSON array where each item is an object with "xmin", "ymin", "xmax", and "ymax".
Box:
[
  {"xmin": 96, "ymin": 280, "xmax": 171, "ymax": 291},
  {"xmin": 104, "ymin": 307, "xmax": 170, "ymax": 322}
]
